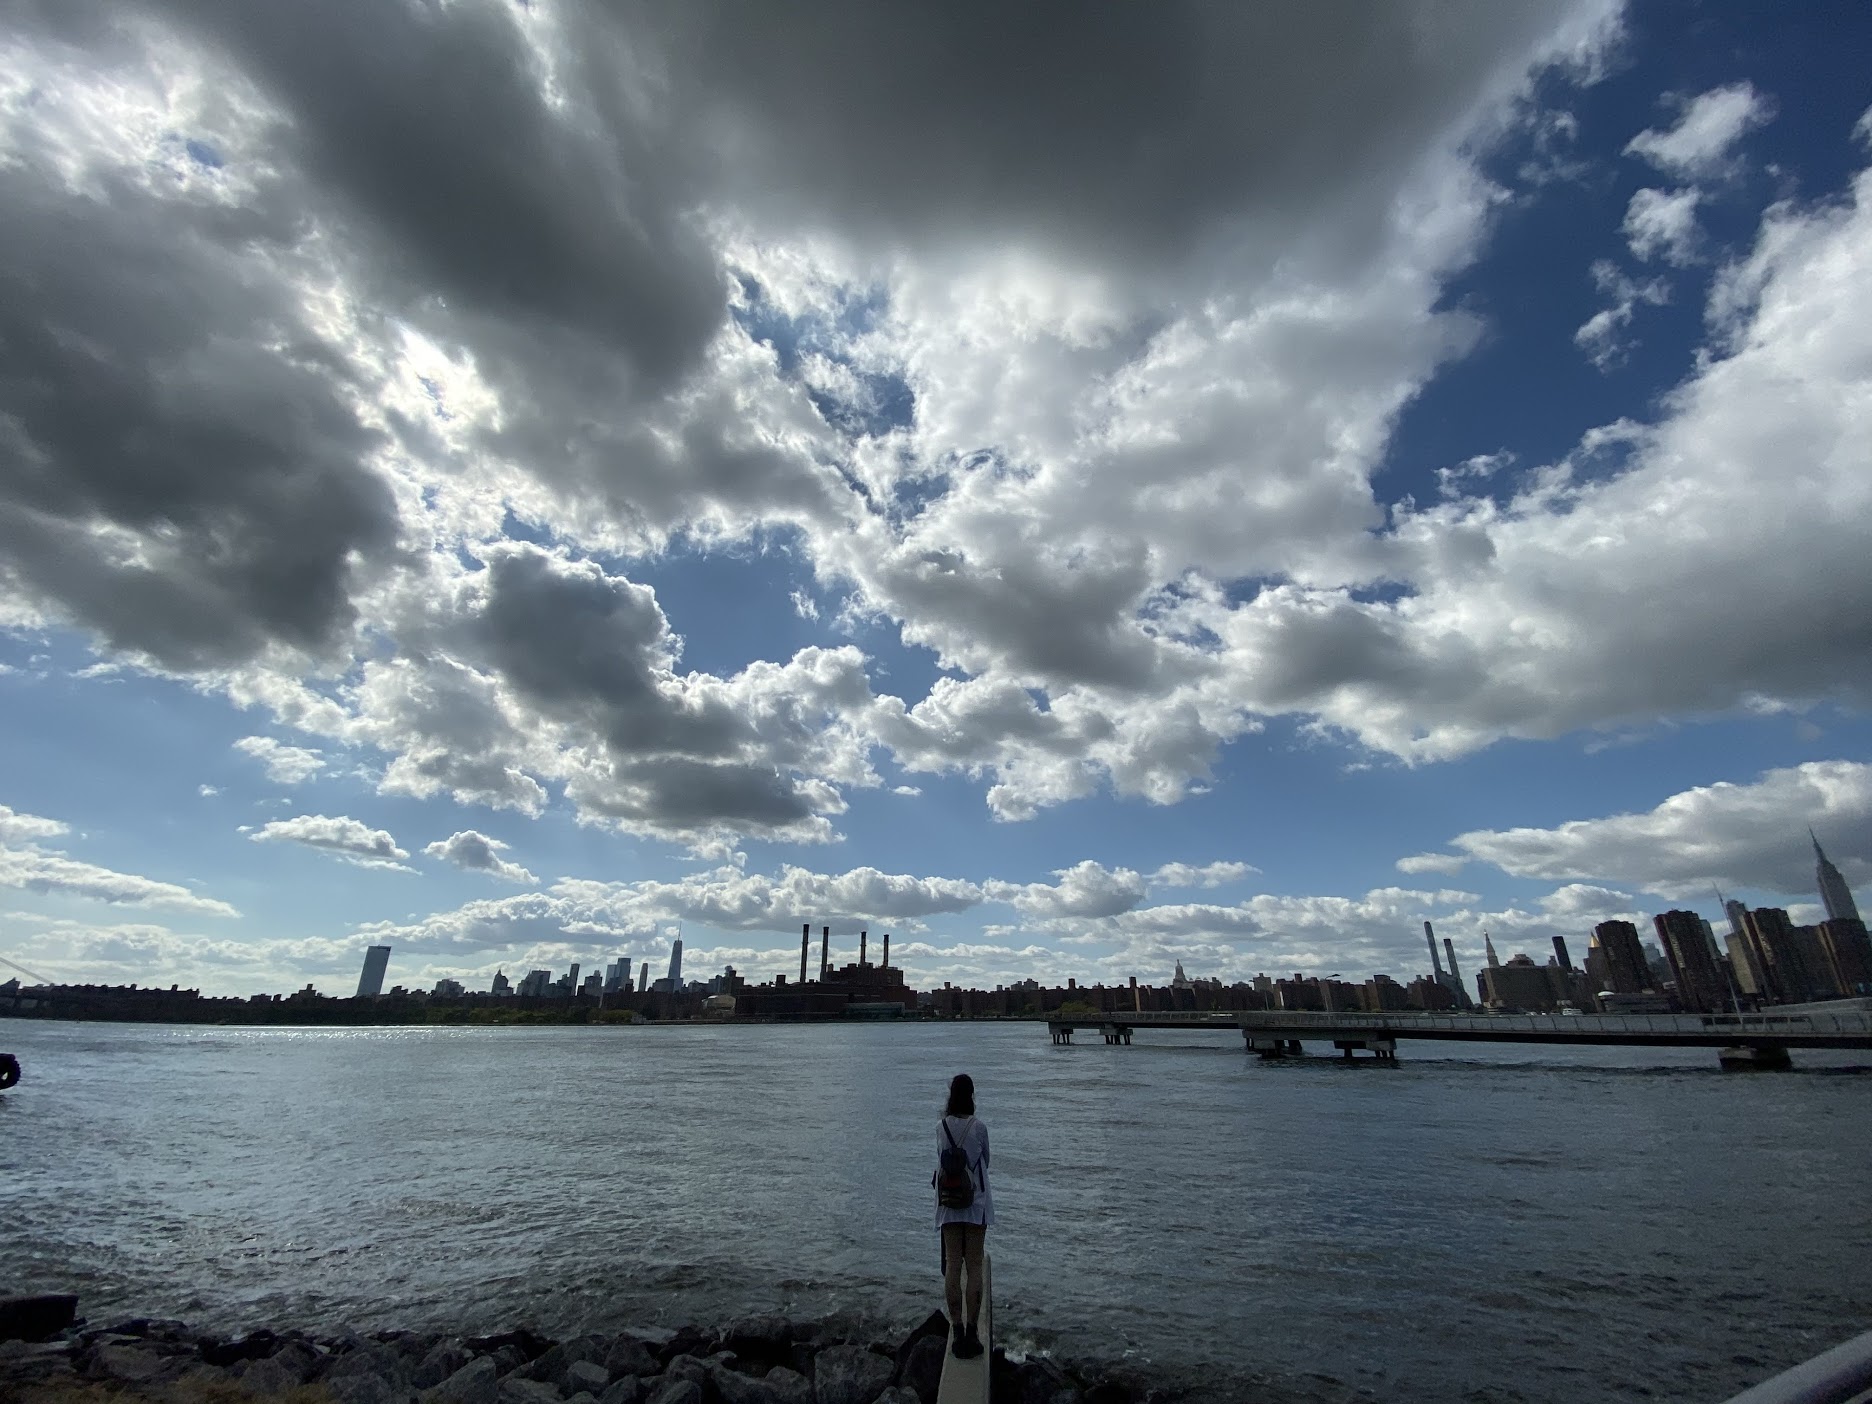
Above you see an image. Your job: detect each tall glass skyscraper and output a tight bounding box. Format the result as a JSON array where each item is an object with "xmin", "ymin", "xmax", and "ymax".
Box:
[
  {"xmin": 356, "ymin": 945, "xmax": 391, "ymax": 998},
  {"xmin": 666, "ymin": 939, "xmax": 683, "ymax": 989}
]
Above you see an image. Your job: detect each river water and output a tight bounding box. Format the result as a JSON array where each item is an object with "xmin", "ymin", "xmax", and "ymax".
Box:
[{"xmin": 2, "ymin": 1020, "xmax": 1868, "ymax": 1403}]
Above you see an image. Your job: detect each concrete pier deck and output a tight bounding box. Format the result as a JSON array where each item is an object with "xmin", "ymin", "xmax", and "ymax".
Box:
[
  {"xmin": 936, "ymin": 1253, "xmax": 992, "ymax": 1404},
  {"xmin": 1044, "ymin": 1008, "xmax": 1872, "ymax": 1068}
]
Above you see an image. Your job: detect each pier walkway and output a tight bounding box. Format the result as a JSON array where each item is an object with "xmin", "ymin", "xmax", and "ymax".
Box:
[
  {"xmin": 935, "ymin": 1254, "xmax": 991, "ymax": 1404},
  {"xmin": 1044, "ymin": 1008, "xmax": 1872, "ymax": 1068}
]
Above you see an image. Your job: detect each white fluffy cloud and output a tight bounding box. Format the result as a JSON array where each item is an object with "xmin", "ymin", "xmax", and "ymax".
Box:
[
  {"xmin": 1625, "ymin": 81, "xmax": 1772, "ymax": 179},
  {"xmin": 422, "ymin": 830, "xmax": 537, "ymax": 885},
  {"xmin": 234, "ymin": 735, "xmax": 326, "ymax": 785},
  {"xmin": 985, "ymin": 860, "xmax": 1149, "ymax": 919},
  {"xmin": 1150, "ymin": 860, "xmax": 1254, "ymax": 889},
  {"xmin": 251, "ymin": 814, "xmax": 412, "ymax": 871},
  {"xmin": 1404, "ymin": 760, "xmax": 1872, "ymax": 900},
  {"xmin": 0, "ymin": 804, "xmax": 238, "ymax": 917},
  {"xmin": 1623, "ymin": 186, "xmax": 1702, "ymax": 264}
]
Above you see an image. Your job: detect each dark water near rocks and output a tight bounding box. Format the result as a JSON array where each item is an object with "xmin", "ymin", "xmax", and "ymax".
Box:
[{"xmin": 3, "ymin": 1020, "xmax": 1870, "ymax": 1403}]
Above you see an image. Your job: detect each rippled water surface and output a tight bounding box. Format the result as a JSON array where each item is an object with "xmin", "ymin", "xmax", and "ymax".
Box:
[{"xmin": 3, "ymin": 1020, "xmax": 1870, "ymax": 1403}]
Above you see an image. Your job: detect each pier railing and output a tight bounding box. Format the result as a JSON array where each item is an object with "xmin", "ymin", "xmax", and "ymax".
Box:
[{"xmin": 1717, "ymin": 1328, "xmax": 1872, "ymax": 1404}]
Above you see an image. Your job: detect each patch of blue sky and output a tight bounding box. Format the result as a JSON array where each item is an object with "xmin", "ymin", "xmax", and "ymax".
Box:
[
  {"xmin": 806, "ymin": 366, "xmax": 915, "ymax": 440},
  {"xmin": 620, "ymin": 527, "xmax": 833, "ymax": 676},
  {"xmin": 1383, "ymin": 3, "xmax": 1871, "ymax": 516},
  {"xmin": 183, "ymin": 138, "xmax": 222, "ymax": 169}
]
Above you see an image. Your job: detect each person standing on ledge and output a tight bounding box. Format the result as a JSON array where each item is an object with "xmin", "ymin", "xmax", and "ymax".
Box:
[{"xmin": 934, "ymin": 1072, "xmax": 992, "ymax": 1359}]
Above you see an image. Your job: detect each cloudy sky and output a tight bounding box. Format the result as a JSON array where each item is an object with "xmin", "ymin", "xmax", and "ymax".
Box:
[{"xmin": 3, "ymin": 1, "xmax": 1869, "ymax": 998}]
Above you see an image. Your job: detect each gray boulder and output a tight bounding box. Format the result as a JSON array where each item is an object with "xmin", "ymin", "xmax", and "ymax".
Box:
[
  {"xmin": 875, "ymin": 1391, "xmax": 921, "ymax": 1404},
  {"xmin": 597, "ymin": 1377, "xmax": 644, "ymax": 1404},
  {"xmin": 500, "ymin": 1377, "xmax": 565, "ymax": 1404},
  {"xmin": 645, "ymin": 1382, "xmax": 702, "ymax": 1404},
  {"xmin": 520, "ymin": 1337, "xmax": 605, "ymax": 1388},
  {"xmin": 566, "ymin": 1360, "xmax": 611, "ymax": 1396},
  {"xmin": 242, "ymin": 1352, "xmax": 309, "ymax": 1396},
  {"xmin": 663, "ymin": 1355, "xmax": 712, "ymax": 1393},
  {"xmin": 897, "ymin": 1338, "xmax": 944, "ymax": 1404},
  {"xmin": 762, "ymin": 1366, "xmax": 812, "ymax": 1404},
  {"xmin": 603, "ymin": 1339, "xmax": 659, "ymax": 1380},
  {"xmin": 415, "ymin": 1340, "xmax": 474, "ymax": 1389},
  {"xmin": 813, "ymin": 1345, "xmax": 893, "ymax": 1404},
  {"xmin": 711, "ymin": 1364, "xmax": 781, "ymax": 1404},
  {"xmin": 328, "ymin": 1372, "xmax": 408, "ymax": 1404},
  {"xmin": 1013, "ymin": 1358, "xmax": 1073, "ymax": 1404},
  {"xmin": 326, "ymin": 1343, "xmax": 413, "ymax": 1391},
  {"xmin": 426, "ymin": 1357, "xmax": 500, "ymax": 1404},
  {"xmin": 90, "ymin": 1343, "xmax": 169, "ymax": 1384}
]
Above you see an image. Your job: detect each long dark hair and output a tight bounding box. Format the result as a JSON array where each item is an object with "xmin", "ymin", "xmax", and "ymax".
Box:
[{"xmin": 945, "ymin": 1073, "xmax": 975, "ymax": 1118}]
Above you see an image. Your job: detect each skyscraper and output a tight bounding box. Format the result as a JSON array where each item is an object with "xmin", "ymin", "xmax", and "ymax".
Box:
[
  {"xmin": 667, "ymin": 939, "xmax": 683, "ymax": 989},
  {"xmin": 1818, "ymin": 918, "xmax": 1872, "ymax": 996},
  {"xmin": 1742, "ymin": 906, "xmax": 1812, "ymax": 1004},
  {"xmin": 1813, "ymin": 832, "xmax": 1862, "ymax": 924},
  {"xmin": 356, "ymin": 945, "xmax": 391, "ymax": 998},
  {"xmin": 1590, "ymin": 921, "xmax": 1651, "ymax": 995},
  {"xmin": 1441, "ymin": 937, "xmax": 1474, "ymax": 1009},
  {"xmin": 1653, "ymin": 910, "xmax": 1726, "ymax": 1012},
  {"xmin": 637, "ymin": 962, "xmax": 649, "ymax": 992},
  {"xmin": 604, "ymin": 957, "xmax": 632, "ymax": 992}
]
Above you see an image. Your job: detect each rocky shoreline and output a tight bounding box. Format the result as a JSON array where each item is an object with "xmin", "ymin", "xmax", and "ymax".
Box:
[{"xmin": 0, "ymin": 1299, "xmax": 1174, "ymax": 1404}]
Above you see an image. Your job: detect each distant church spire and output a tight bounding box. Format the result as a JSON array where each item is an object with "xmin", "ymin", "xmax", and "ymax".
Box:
[{"xmin": 1812, "ymin": 831, "xmax": 1862, "ymax": 924}]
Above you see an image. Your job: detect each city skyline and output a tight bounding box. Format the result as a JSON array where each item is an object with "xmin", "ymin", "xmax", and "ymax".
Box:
[
  {"xmin": 1, "ymin": 4, "xmax": 1870, "ymax": 998},
  {"xmin": 279, "ymin": 830, "xmax": 1859, "ymax": 1007}
]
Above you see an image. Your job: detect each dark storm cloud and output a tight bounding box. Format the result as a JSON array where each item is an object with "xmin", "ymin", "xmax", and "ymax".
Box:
[
  {"xmin": 149, "ymin": 0, "xmax": 723, "ymax": 387},
  {"xmin": 473, "ymin": 546, "xmax": 745, "ymax": 758},
  {"xmin": 654, "ymin": 0, "xmax": 1585, "ymax": 267},
  {"xmin": 0, "ymin": 162, "xmax": 397, "ymax": 668},
  {"xmin": 566, "ymin": 755, "xmax": 825, "ymax": 833}
]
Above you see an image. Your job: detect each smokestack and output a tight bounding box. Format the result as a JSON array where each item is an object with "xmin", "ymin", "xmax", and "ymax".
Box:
[
  {"xmin": 860, "ymin": 930, "xmax": 868, "ymax": 966},
  {"xmin": 883, "ymin": 933, "xmax": 890, "ymax": 970},
  {"xmin": 800, "ymin": 923, "xmax": 810, "ymax": 984},
  {"xmin": 1552, "ymin": 935, "xmax": 1574, "ymax": 971},
  {"xmin": 1425, "ymin": 921, "xmax": 1444, "ymax": 976},
  {"xmin": 820, "ymin": 925, "xmax": 830, "ymax": 979}
]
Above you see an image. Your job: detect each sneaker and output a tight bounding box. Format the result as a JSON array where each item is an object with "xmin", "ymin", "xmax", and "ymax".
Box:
[{"xmin": 954, "ymin": 1325, "xmax": 984, "ymax": 1359}]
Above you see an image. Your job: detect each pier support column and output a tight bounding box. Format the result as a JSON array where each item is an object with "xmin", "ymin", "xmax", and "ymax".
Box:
[
  {"xmin": 1332, "ymin": 1038, "xmax": 1399, "ymax": 1061},
  {"xmin": 1719, "ymin": 1044, "xmax": 1791, "ymax": 1071},
  {"xmin": 1244, "ymin": 1033, "xmax": 1288, "ymax": 1058}
]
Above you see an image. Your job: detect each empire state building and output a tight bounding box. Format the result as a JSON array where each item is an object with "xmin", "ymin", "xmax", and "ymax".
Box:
[{"xmin": 1813, "ymin": 832, "xmax": 1862, "ymax": 924}]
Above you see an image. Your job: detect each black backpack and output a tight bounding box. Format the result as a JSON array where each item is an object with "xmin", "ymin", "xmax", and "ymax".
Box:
[{"xmin": 934, "ymin": 1119, "xmax": 976, "ymax": 1210}]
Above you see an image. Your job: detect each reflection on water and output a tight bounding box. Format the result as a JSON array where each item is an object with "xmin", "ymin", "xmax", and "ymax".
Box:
[{"xmin": 2, "ymin": 1020, "xmax": 1869, "ymax": 1403}]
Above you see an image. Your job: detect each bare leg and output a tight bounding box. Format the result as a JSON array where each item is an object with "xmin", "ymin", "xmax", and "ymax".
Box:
[
  {"xmin": 962, "ymin": 1225, "xmax": 986, "ymax": 1333},
  {"xmin": 941, "ymin": 1225, "xmax": 966, "ymax": 1333}
]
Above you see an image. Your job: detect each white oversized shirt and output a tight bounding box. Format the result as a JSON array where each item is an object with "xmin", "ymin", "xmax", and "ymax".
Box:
[{"xmin": 934, "ymin": 1114, "xmax": 993, "ymax": 1228}]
